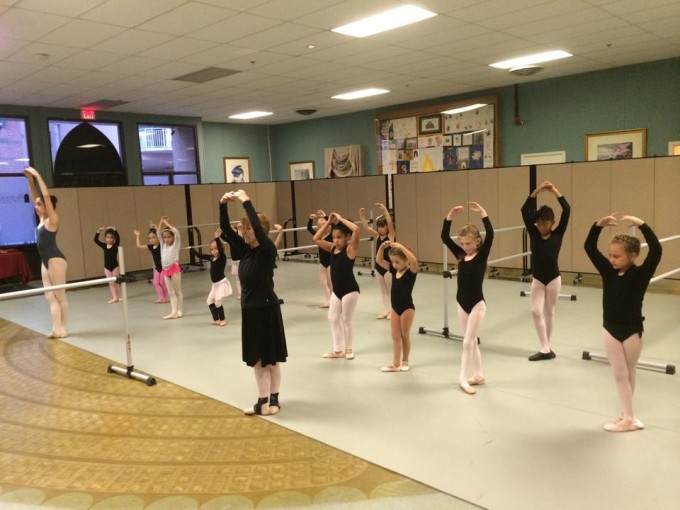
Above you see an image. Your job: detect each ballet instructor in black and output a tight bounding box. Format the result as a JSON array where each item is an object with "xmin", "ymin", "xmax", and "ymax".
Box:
[
  {"xmin": 219, "ymin": 190, "xmax": 287, "ymax": 416},
  {"xmin": 585, "ymin": 213, "xmax": 661, "ymax": 432}
]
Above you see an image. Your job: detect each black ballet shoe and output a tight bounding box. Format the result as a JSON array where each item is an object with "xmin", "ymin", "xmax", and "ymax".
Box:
[
  {"xmin": 269, "ymin": 393, "xmax": 280, "ymax": 415},
  {"xmin": 528, "ymin": 350, "xmax": 556, "ymax": 361},
  {"xmin": 244, "ymin": 397, "xmax": 270, "ymax": 416}
]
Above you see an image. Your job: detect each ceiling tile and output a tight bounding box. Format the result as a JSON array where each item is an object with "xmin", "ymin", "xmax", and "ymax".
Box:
[
  {"xmin": 137, "ymin": 2, "xmax": 237, "ymax": 36},
  {"xmin": 139, "ymin": 37, "xmax": 218, "ymax": 60},
  {"xmin": 99, "ymin": 55, "xmax": 169, "ymax": 74},
  {"xmin": 188, "ymin": 13, "xmax": 281, "ymax": 44},
  {"xmin": 0, "ymin": 36, "xmax": 30, "ymax": 58},
  {"xmin": 92, "ymin": 29, "xmax": 175, "ymax": 55},
  {"xmin": 16, "ymin": 0, "xmax": 106, "ymax": 17},
  {"xmin": 53, "ymin": 49, "xmax": 126, "ymax": 70},
  {"xmin": 0, "ymin": 7, "xmax": 69, "ymax": 40},
  {"xmin": 80, "ymin": 0, "xmax": 187, "ymax": 27},
  {"xmin": 40, "ymin": 19, "xmax": 127, "ymax": 48}
]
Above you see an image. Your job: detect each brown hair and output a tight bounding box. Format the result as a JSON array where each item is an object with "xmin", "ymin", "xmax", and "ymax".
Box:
[
  {"xmin": 457, "ymin": 224, "xmax": 483, "ymax": 260},
  {"xmin": 241, "ymin": 212, "xmax": 271, "ymax": 235},
  {"xmin": 610, "ymin": 234, "xmax": 640, "ymax": 256}
]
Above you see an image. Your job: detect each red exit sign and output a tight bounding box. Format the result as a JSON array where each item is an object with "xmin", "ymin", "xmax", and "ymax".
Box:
[{"xmin": 80, "ymin": 109, "xmax": 96, "ymax": 120}]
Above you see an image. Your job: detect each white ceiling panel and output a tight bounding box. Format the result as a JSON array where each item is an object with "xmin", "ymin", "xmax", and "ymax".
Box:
[
  {"xmin": 0, "ymin": 0, "xmax": 677, "ymax": 123},
  {"xmin": 137, "ymin": 3, "xmax": 237, "ymax": 36},
  {"xmin": 40, "ymin": 19, "xmax": 127, "ymax": 48},
  {"xmin": 80, "ymin": 0, "xmax": 188, "ymax": 27}
]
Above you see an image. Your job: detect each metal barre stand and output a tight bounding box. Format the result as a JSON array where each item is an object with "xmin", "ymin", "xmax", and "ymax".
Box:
[
  {"xmin": 107, "ymin": 247, "xmax": 157, "ymax": 386},
  {"xmin": 581, "ymin": 351, "xmax": 675, "ymax": 375}
]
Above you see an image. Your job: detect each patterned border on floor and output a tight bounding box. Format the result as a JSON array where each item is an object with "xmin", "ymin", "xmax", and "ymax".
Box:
[{"xmin": 0, "ymin": 319, "xmax": 480, "ymax": 509}]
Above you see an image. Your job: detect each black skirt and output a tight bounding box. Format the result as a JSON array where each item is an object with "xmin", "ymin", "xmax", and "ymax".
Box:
[{"xmin": 241, "ymin": 304, "xmax": 288, "ymax": 367}]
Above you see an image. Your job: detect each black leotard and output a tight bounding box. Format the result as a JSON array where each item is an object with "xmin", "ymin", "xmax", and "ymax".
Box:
[
  {"xmin": 190, "ymin": 248, "xmax": 227, "ymax": 283},
  {"xmin": 521, "ymin": 195, "xmax": 570, "ymax": 285},
  {"xmin": 148, "ymin": 244, "xmax": 162, "ymax": 272},
  {"xmin": 441, "ymin": 216, "xmax": 494, "ymax": 314},
  {"xmin": 36, "ymin": 224, "xmax": 65, "ymax": 269},
  {"xmin": 330, "ymin": 247, "xmax": 360, "ymax": 299},
  {"xmin": 374, "ymin": 236, "xmax": 391, "ymax": 276},
  {"xmin": 584, "ymin": 222, "xmax": 661, "ymax": 341},
  {"xmin": 93, "ymin": 231, "xmax": 120, "ymax": 271},
  {"xmin": 307, "ymin": 218, "xmax": 332, "ymax": 268},
  {"xmin": 389, "ymin": 264, "xmax": 416, "ymax": 315}
]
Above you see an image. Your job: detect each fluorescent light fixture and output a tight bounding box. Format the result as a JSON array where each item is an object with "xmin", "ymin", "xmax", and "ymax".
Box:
[
  {"xmin": 14, "ymin": 158, "xmax": 30, "ymax": 162},
  {"xmin": 490, "ymin": 50, "xmax": 572, "ymax": 69},
  {"xmin": 442, "ymin": 103, "xmax": 487, "ymax": 115},
  {"xmin": 332, "ymin": 88, "xmax": 389, "ymax": 100},
  {"xmin": 77, "ymin": 144, "xmax": 103, "ymax": 149},
  {"xmin": 229, "ymin": 111, "xmax": 273, "ymax": 120},
  {"xmin": 332, "ymin": 5, "xmax": 437, "ymax": 38},
  {"xmin": 0, "ymin": 162, "xmax": 8, "ymax": 165}
]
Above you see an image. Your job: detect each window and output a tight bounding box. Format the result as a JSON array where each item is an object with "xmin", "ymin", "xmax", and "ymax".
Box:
[
  {"xmin": 0, "ymin": 116, "xmax": 36, "ymax": 246},
  {"xmin": 138, "ymin": 124, "xmax": 199, "ymax": 185}
]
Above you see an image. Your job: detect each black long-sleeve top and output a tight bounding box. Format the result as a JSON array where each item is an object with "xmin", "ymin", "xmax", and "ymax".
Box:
[
  {"xmin": 584, "ymin": 223, "xmax": 662, "ymax": 340},
  {"xmin": 220, "ymin": 201, "xmax": 279, "ymax": 309},
  {"xmin": 307, "ymin": 218, "xmax": 332, "ymax": 267},
  {"xmin": 190, "ymin": 248, "xmax": 227, "ymax": 283},
  {"xmin": 441, "ymin": 216, "xmax": 494, "ymax": 313},
  {"xmin": 521, "ymin": 195, "xmax": 570, "ymax": 285},
  {"xmin": 94, "ymin": 231, "xmax": 120, "ymax": 271}
]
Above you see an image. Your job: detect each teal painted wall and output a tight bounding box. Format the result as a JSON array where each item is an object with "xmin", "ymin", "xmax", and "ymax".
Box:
[
  {"xmin": 265, "ymin": 57, "xmax": 679, "ymax": 173},
  {"xmin": 267, "ymin": 110, "xmax": 377, "ymax": 181},
  {"xmin": 3, "ymin": 58, "xmax": 678, "ymax": 185},
  {"xmin": 201, "ymin": 122, "xmax": 271, "ymax": 183}
]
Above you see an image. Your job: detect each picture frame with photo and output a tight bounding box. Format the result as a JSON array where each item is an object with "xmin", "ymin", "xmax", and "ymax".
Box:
[
  {"xmin": 289, "ymin": 160, "xmax": 315, "ymax": 180},
  {"xmin": 224, "ymin": 157, "xmax": 250, "ymax": 183},
  {"xmin": 418, "ymin": 114, "xmax": 442, "ymax": 135},
  {"xmin": 585, "ymin": 128, "xmax": 647, "ymax": 161}
]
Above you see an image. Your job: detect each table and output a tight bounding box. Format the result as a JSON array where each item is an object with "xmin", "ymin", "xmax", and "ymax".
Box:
[{"xmin": 0, "ymin": 249, "xmax": 33, "ymax": 285}]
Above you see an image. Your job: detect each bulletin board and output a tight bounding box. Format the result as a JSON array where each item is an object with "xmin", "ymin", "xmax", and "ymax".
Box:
[{"xmin": 376, "ymin": 96, "xmax": 499, "ymax": 175}]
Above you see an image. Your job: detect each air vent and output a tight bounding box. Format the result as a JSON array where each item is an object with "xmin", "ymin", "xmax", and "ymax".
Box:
[
  {"xmin": 173, "ymin": 67, "xmax": 240, "ymax": 83},
  {"xmin": 295, "ymin": 109, "xmax": 317, "ymax": 116},
  {"xmin": 509, "ymin": 65, "xmax": 543, "ymax": 77},
  {"xmin": 81, "ymin": 99, "xmax": 129, "ymax": 109}
]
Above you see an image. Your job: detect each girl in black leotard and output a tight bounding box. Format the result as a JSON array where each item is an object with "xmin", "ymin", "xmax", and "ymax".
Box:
[
  {"xmin": 585, "ymin": 213, "xmax": 661, "ymax": 432},
  {"xmin": 359, "ymin": 203, "xmax": 395, "ymax": 319},
  {"xmin": 441, "ymin": 202, "xmax": 494, "ymax": 395},
  {"xmin": 376, "ymin": 241, "xmax": 418, "ymax": 373},
  {"xmin": 190, "ymin": 235, "xmax": 232, "ymax": 326},
  {"xmin": 307, "ymin": 209, "xmax": 333, "ymax": 308},
  {"xmin": 521, "ymin": 181, "xmax": 570, "ymax": 361},
  {"xmin": 313, "ymin": 212, "xmax": 361, "ymax": 360},
  {"xmin": 24, "ymin": 166, "xmax": 69, "ymax": 339},
  {"xmin": 133, "ymin": 227, "xmax": 169, "ymax": 303},
  {"xmin": 94, "ymin": 226, "xmax": 122, "ymax": 304}
]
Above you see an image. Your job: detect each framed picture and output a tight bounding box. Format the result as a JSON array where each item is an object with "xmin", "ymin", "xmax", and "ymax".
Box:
[
  {"xmin": 585, "ymin": 128, "xmax": 647, "ymax": 161},
  {"xmin": 224, "ymin": 157, "xmax": 250, "ymax": 183},
  {"xmin": 418, "ymin": 114, "xmax": 442, "ymax": 135},
  {"xmin": 289, "ymin": 160, "xmax": 315, "ymax": 180},
  {"xmin": 404, "ymin": 137, "xmax": 418, "ymax": 150}
]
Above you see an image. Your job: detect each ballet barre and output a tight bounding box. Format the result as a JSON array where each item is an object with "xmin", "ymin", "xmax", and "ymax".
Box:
[{"xmin": 0, "ymin": 248, "xmax": 157, "ymax": 386}]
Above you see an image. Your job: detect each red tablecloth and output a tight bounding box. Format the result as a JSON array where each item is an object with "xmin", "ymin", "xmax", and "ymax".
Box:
[{"xmin": 0, "ymin": 250, "xmax": 33, "ymax": 284}]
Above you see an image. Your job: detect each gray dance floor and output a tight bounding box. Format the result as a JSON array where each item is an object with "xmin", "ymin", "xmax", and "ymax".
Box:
[{"xmin": 1, "ymin": 259, "xmax": 679, "ymax": 510}]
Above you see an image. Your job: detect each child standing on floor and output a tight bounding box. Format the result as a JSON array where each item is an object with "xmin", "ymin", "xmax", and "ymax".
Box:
[
  {"xmin": 158, "ymin": 216, "xmax": 183, "ymax": 319},
  {"xmin": 584, "ymin": 213, "xmax": 661, "ymax": 432},
  {"xmin": 521, "ymin": 181, "xmax": 570, "ymax": 361},
  {"xmin": 133, "ymin": 226, "xmax": 169, "ymax": 303},
  {"xmin": 441, "ymin": 202, "xmax": 494, "ymax": 395},
  {"xmin": 94, "ymin": 226, "xmax": 122, "ymax": 304},
  {"xmin": 190, "ymin": 235, "xmax": 232, "ymax": 326},
  {"xmin": 376, "ymin": 241, "xmax": 418, "ymax": 372},
  {"xmin": 313, "ymin": 212, "xmax": 361, "ymax": 360},
  {"xmin": 307, "ymin": 209, "xmax": 332, "ymax": 308},
  {"xmin": 359, "ymin": 203, "xmax": 395, "ymax": 319}
]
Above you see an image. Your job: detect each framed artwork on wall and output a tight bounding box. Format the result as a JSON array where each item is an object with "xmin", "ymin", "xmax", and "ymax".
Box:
[
  {"xmin": 418, "ymin": 114, "xmax": 442, "ymax": 135},
  {"xmin": 585, "ymin": 128, "xmax": 647, "ymax": 161},
  {"xmin": 223, "ymin": 157, "xmax": 250, "ymax": 183},
  {"xmin": 289, "ymin": 160, "xmax": 315, "ymax": 180}
]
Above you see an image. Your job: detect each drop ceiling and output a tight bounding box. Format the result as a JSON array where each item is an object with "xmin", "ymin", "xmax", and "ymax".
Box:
[{"xmin": 0, "ymin": 0, "xmax": 678, "ymax": 124}]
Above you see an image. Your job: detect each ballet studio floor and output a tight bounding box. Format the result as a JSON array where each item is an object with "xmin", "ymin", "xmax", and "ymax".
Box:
[{"xmin": 1, "ymin": 257, "xmax": 679, "ymax": 510}]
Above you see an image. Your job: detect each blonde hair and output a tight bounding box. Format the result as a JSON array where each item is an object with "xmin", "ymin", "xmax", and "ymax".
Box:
[
  {"xmin": 241, "ymin": 212, "xmax": 271, "ymax": 235},
  {"xmin": 457, "ymin": 224, "xmax": 483, "ymax": 260},
  {"xmin": 610, "ymin": 234, "xmax": 640, "ymax": 256}
]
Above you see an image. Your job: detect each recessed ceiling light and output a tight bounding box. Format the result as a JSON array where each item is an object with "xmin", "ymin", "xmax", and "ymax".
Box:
[
  {"xmin": 229, "ymin": 111, "xmax": 273, "ymax": 120},
  {"xmin": 441, "ymin": 103, "xmax": 487, "ymax": 115},
  {"xmin": 307, "ymin": 44, "xmax": 315, "ymax": 49},
  {"xmin": 332, "ymin": 5, "xmax": 437, "ymax": 38},
  {"xmin": 490, "ymin": 50, "xmax": 572, "ymax": 69},
  {"xmin": 332, "ymin": 88, "xmax": 390, "ymax": 100}
]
